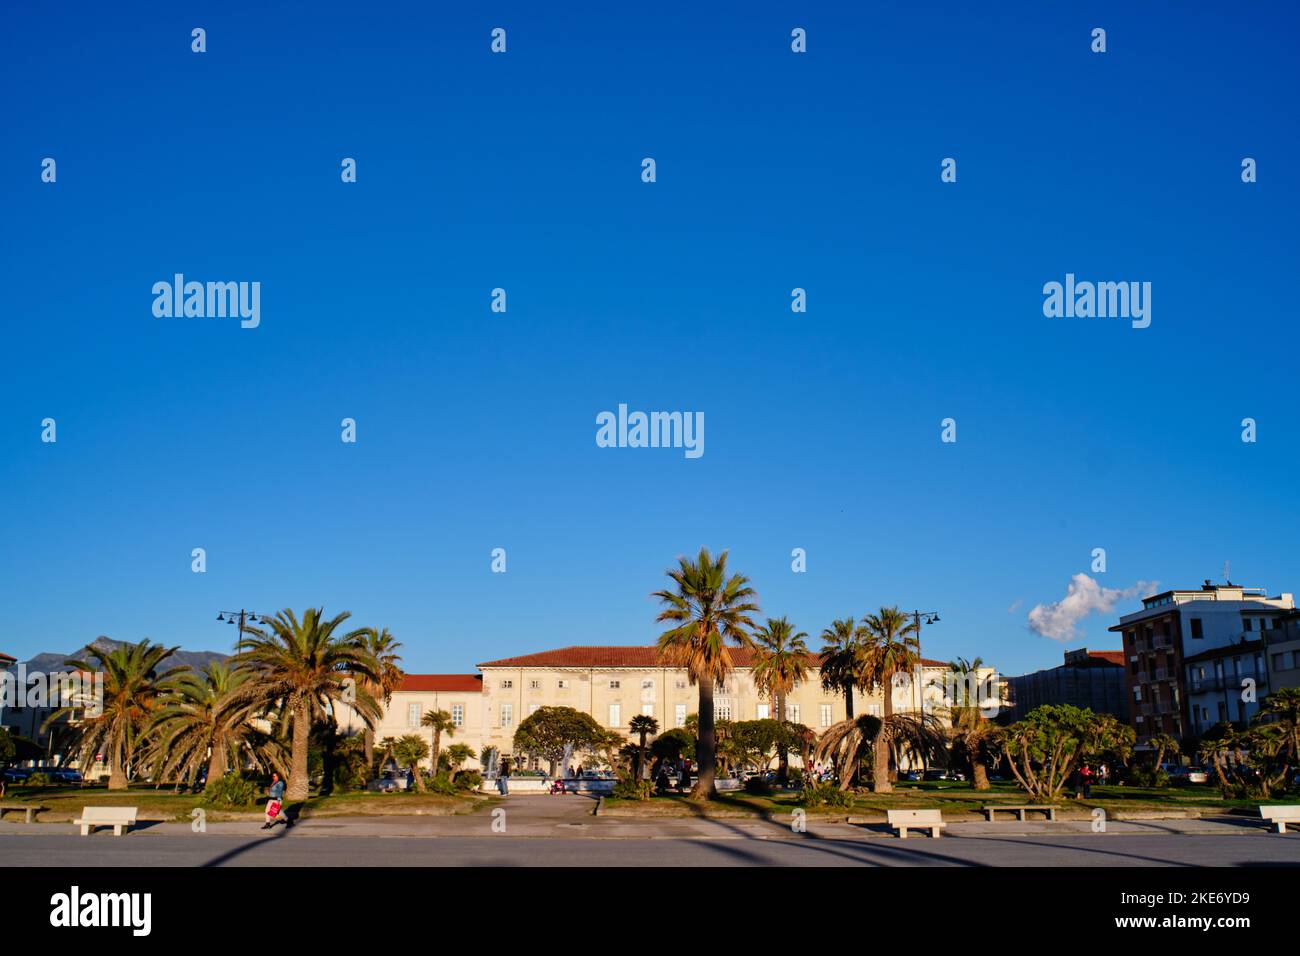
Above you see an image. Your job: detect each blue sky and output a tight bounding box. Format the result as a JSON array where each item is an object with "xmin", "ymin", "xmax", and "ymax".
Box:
[{"xmin": 2, "ymin": 2, "xmax": 1297, "ymax": 676}]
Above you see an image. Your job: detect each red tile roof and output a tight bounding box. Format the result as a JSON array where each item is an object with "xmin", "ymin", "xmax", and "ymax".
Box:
[
  {"xmin": 478, "ymin": 645, "xmax": 950, "ymax": 670},
  {"xmin": 0, "ymin": 652, "xmax": 15, "ymax": 662},
  {"xmin": 1087, "ymin": 651, "xmax": 1126, "ymax": 666},
  {"xmin": 397, "ymin": 674, "xmax": 483, "ymax": 693}
]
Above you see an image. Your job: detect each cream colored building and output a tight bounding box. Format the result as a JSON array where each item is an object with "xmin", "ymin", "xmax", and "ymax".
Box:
[
  {"xmin": 340, "ymin": 646, "xmax": 1002, "ymax": 774},
  {"xmin": 474, "ymin": 645, "xmax": 1002, "ymax": 769},
  {"xmin": 335, "ymin": 674, "xmax": 487, "ymax": 771}
]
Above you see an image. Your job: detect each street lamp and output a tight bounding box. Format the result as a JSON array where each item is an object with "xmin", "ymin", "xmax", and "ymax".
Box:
[
  {"xmin": 909, "ymin": 610, "xmax": 940, "ymax": 770},
  {"xmin": 217, "ymin": 609, "xmax": 265, "ymax": 653}
]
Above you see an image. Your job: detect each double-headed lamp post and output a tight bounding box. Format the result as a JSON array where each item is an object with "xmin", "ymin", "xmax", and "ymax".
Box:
[
  {"xmin": 909, "ymin": 610, "xmax": 941, "ymax": 768},
  {"xmin": 217, "ymin": 610, "xmax": 264, "ymax": 653}
]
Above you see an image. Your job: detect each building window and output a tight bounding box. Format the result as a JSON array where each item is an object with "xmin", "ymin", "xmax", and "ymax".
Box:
[
  {"xmin": 608, "ymin": 703, "xmax": 622, "ymax": 727},
  {"xmin": 529, "ymin": 702, "xmax": 540, "ymax": 715},
  {"xmin": 501, "ymin": 680, "xmax": 513, "ymax": 689},
  {"xmin": 641, "ymin": 679, "xmax": 654, "ymax": 690},
  {"xmin": 451, "ymin": 703, "xmax": 464, "ymax": 727},
  {"xmin": 529, "ymin": 680, "xmax": 541, "ymax": 690},
  {"xmin": 407, "ymin": 703, "xmax": 421, "ymax": 728},
  {"xmin": 1274, "ymin": 654, "xmax": 1286, "ymax": 671},
  {"xmin": 609, "ymin": 680, "xmax": 620, "ymax": 689},
  {"xmin": 500, "ymin": 703, "xmax": 514, "ymax": 728},
  {"xmin": 716, "ymin": 702, "xmax": 732, "ymax": 721},
  {"xmin": 1190, "ymin": 618, "xmax": 1204, "ymax": 639},
  {"xmin": 1244, "ymin": 618, "xmax": 1253, "ymax": 632},
  {"xmin": 756, "ymin": 703, "xmax": 770, "ymax": 720},
  {"xmin": 867, "ymin": 704, "xmax": 880, "ymax": 716},
  {"xmin": 675, "ymin": 704, "xmax": 687, "ymax": 727},
  {"xmin": 819, "ymin": 704, "xmax": 832, "ymax": 728},
  {"xmin": 788, "ymin": 704, "xmax": 800, "ymax": 723},
  {"xmin": 641, "ymin": 703, "xmax": 654, "ymax": 717},
  {"xmin": 675, "ymin": 680, "xmax": 687, "ymax": 690},
  {"xmin": 557, "ymin": 679, "xmax": 569, "ymax": 689},
  {"xmin": 1293, "ymin": 651, "xmax": 1300, "ymax": 669}
]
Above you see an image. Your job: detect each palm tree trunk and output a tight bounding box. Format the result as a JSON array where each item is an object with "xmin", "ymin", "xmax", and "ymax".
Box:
[
  {"xmin": 775, "ymin": 691, "xmax": 788, "ymax": 785},
  {"xmin": 108, "ymin": 737, "xmax": 128, "ymax": 791},
  {"xmin": 363, "ymin": 728, "xmax": 375, "ymax": 768},
  {"xmin": 873, "ymin": 675, "xmax": 894, "ymax": 794},
  {"xmin": 432, "ymin": 728, "xmax": 442, "ymax": 778},
  {"xmin": 844, "ymin": 685, "xmax": 854, "ymax": 720},
  {"xmin": 972, "ymin": 759, "xmax": 990, "ymax": 790},
  {"xmin": 288, "ymin": 700, "xmax": 311, "ymax": 801},
  {"xmin": 207, "ymin": 743, "xmax": 228, "ymax": 784},
  {"xmin": 692, "ymin": 677, "xmax": 717, "ymax": 800}
]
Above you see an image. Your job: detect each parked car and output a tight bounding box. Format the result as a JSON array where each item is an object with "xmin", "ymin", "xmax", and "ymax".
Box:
[
  {"xmin": 2, "ymin": 767, "xmax": 31, "ymax": 783},
  {"xmin": 367, "ymin": 772, "xmax": 410, "ymax": 793},
  {"xmin": 901, "ymin": 770, "xmax": 924, "ymax": 781},
  {"xmin": 1168, "ymin": 766, "xmax": 1209, "ymax": 785}
]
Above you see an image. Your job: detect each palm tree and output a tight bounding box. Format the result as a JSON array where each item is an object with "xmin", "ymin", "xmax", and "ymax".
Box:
[
  {"xmin": 421, "ymin": 709, "xmax": 457, "ymax": 779},
  {"xmin": 628, "ymin": 714, "xmax": 658, "ymax": 780},
  {"xmin": 819, "ymin": 617, "xmax": 866, "ymax": 719},
  {"xmin": 1256, "ymin": 687, "xmax": 1300, "ymax": 763},
  {"xmin": 813, "ymin": 714, "xmax": 882, "ymax": 790},
  {"xmin": 653, "ymin": 547, "xmax": 760, "ymax": 800},
  {"xmin": 232, "ymin": 608, "xmax": 380, "ymax": 801},
  {"xmin": 349, "ymin": 627, "xmax": 404, "ymax": 766},
  {"xmin": 45, "ymin": 639, "xmax": 178, "ymax": 790},
  {"xmin": 751, "ymin": 617, "xmax": 810, "ymax": 785},
  {"xmin": 393, "ymin": 735, "xmax": 430, "ymax": 790},
  {"xmin": 859, "ymin": 606, "xmax": 920, "ymax": 793},
  {"xmin": 1149, "ymin": 732, "xmax": 1180, "ymax": 771},
  {"xmin": 445, "ymin": 743, "xmax": 476, "ymax": 782},
  {"xmin": 143, "ymin": 661, "xmax": 283, "ymax": 788},
  {"xmin": 946, "ymin": 657, "xmax": 995, "ymax": 790}
]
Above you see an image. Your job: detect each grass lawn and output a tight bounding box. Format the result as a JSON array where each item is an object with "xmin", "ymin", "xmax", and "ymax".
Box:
[
  {"xmin": 598, "ymin": 780, "xmax": 1294, "ymax": 821},
  {"xmin": 0, "ymin": 784, "xmax": 491, "ymax": 823}
]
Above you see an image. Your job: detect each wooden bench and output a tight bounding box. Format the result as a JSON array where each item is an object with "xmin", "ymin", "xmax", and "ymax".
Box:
[
  {"xmin": 74, "ymin": 806, "xmax": 138, "ymax": 836},
  {"xmin": 887, "ymin": 808, "xmax": 946, "ymax": 839},
  {"xmin": 982, "ymin": 804, "xmax": 1059, "ymax": 822},
  {"xmin": 1259, "ymin": 805, "xmax": 1300, "ymax": 834},
  {"xmin": 0, "ymin": 802, "xmax": 47, "ymax": 824}
]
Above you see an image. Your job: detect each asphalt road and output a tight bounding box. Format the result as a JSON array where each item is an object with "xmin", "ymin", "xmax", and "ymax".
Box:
[{"xmin": 3, "ymin": 830, "xmax": 1299, "ymax": 867}]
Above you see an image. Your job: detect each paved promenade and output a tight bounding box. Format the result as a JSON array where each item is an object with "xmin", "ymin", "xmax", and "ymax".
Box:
[{"xmin": 2, "ymin": 795, "xmax": 1298, "ymax": 866}]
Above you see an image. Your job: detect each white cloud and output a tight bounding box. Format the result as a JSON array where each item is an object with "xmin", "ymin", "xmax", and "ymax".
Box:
[
  {"xmin": 1026, "ymin": 573, "xmax": 1156, "ymax": 642},
  {"xmin": 1007, "ymin": 599, "xmax": 1023, "ymax": 614}
]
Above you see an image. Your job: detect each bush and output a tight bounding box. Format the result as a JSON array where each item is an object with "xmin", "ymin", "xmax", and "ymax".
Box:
[
  {"xmin": 454, "ymin": 770, "xmax": 483, "ymax": 791},
  {"xmin": 613, "ymin": 779, "xmax": 654, "ymax": 801},
  {"xmin": 200, "ymin": 774, "xmax": 260, "ymax": 809},
  {"xmin": 427, "ymin": 772, "xmax": 457, "ymax": 795},
  {"xmin": 1127, "ymin": 767, "xmax": 1169, "ymax": 789},
  {"xmin": 798, "ymin": 781, "xmax": 853, "ymax": 808},
  {"xmin": 24, "ymin": 772, "xmax": 51, "ymax": 787}
]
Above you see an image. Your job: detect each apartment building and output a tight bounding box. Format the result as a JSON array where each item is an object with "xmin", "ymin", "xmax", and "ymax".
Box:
[
  {"xmin": 1004, "ymin": 648, "xmax": 1129, "ymax": 722},
  {"xmin": 1265, "ymin": 609, "xmax": 1300, "ymax": 693},
  {"xmin": 0, "ymin": 652, "xmax": 15, "ymax": 734},
  {"xmin": 1109, "ymin": 583, "xmax": 1294, "ymax": 745}
]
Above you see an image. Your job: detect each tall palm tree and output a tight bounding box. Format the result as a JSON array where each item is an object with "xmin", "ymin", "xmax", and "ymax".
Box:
[
  {"xmin": 814, "ymin": 714, "xmax": 882, "ymax": 791},
  {"xmin": 421, "ymin": 709, "xmax": 457, "ymax": 778},
  {"xmin": 751, "ymin": 617, "xmax": 810, "ymax": 785},
  {"xmin": 819, "ymin": 617, "xmax": 866, "ymax": 719},
  {"xmin": 1257, "ymin": 687, "xmax": 1300, "ymax": 763},
  {"xmin": 349, "ymin": 627, "xmax": 404, "ymax": 766},
  {"xmin": 945, "ymin": 657, "xmax": 994, "ymax": 790},
  {"xmin": 232, "ymin": 608, "xmax": 380, "ymax": 801},
  {"xmin": 860, "ymin": 606, "xmax": 920, "ymax": 793},
  {"xmin": 628, "ymin": 714, "xmax": 658, "ymax": 780},
  {"xmin": 1149, "ymin": 732, "xmax": 1180, "ymax": 770},
  {"xmin": 45, "ymin": 640, "xmax": 178, "ymax": 790},
  {"xmin": 653, "ymin": 547, "xmax": 760, "ymax": 800},
  {"xmin": 143, "ymin": 661, "xmax": 283, "ymax": 787}
]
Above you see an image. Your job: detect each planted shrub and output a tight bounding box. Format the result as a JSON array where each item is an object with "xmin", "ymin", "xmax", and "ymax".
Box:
[
  {"xmin": 454, "ymin": 770, "xmax": 483, "ymax": 791},
  {"xmin": 24, "ymin": 772, "xmax": 51, "ymax": 787},
  {"xmin": 798, "ymin": 781, "xmax": 853, "ymax": 808},
  {"xmin": 200, "ymin": 774, "xmax": 260, "ymax": 809},
  {"xmin": 613, "ymin": 779, "xmax": 654, "ymax": 801}
]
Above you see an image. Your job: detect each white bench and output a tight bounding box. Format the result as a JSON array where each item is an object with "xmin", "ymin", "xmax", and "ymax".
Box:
[
  {"xmin": 1259, "ymin": 805, "xmax": 1300, "ymax": 834},
  {"xmin": 887, "ymin": 808, "xmax": 946, "ymax": 839},
  {"xmin": 74, "ymin": 806, "xmax": 138, "ymax": 836}
]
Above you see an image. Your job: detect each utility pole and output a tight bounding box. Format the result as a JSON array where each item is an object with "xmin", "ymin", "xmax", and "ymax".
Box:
[{"xmin": 910, "ymin": 610, "xmax": 940, "ymax": 771}]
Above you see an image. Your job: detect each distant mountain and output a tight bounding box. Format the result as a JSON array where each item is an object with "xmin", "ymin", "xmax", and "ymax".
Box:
[{"xmin": 21, "ymin": 636, "xmax": 229, "ymax": 674}]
